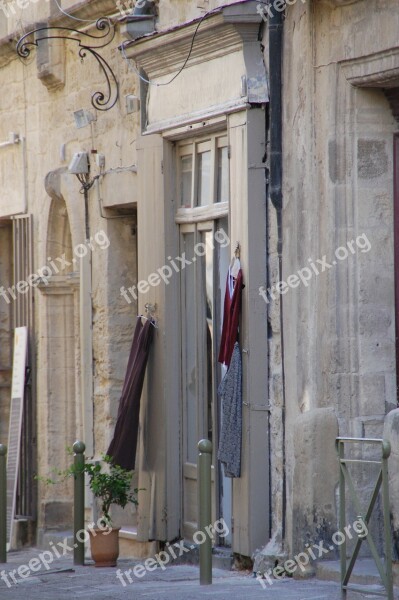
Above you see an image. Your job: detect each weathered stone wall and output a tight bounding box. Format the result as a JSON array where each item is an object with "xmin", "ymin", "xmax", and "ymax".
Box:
[
  {"xmin": 2, "ymin": 0, "xmax": 397, "ymax": 560},
  {"xmin": 280, "ymin": 0, "xmax": 398, "ymax": 557},
  {"xmin": 0, "ymin": 0, "xmax": 139, "ymax": 540}
]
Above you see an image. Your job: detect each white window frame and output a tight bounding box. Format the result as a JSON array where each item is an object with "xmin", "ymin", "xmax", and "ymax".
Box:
[{"xmin": 175, "ymin": 133, "xmax": 229, "ymax": 224}]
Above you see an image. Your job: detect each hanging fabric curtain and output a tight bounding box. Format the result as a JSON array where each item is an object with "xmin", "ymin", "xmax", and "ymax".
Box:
[
  {"xmin": 107, "ymin": 317, "xmax": 154, "ymax": 470},
  {"xmin": 217, "ymin": 254, "xmax": 244, "ymax": 478},
  {"xmin": 218, "ymin": 258, "xmax": 243, "ymax": 367}
]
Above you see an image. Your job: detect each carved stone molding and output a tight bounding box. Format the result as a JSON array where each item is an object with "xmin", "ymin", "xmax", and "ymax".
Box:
[
  {"xmin": 122, "ymin": 0, "xmax": 268, "ymax": 131},
  {"xmin": 340, "ymin": 47, "xmax": 399, "ymax": 89},
  {"xmin": 321, "ymin": 0, "xmax": 362, "ymax": 5},
  {"xmin": 37, "ymin": 274, "xmax": 79, "ymax": 294},
  {"xmin": 36, "ymin": 30, "xmax": 65, "ymax": 92},
  {"xmin": 339, "ymin": 47, "xmax": 399, "ymax": 122},
  {"xmin": 122, "ymin": 0, "xmax": 264, "ymax": 80},
  {"xmin": 44, "ymin": 168, "xmax": 68, "ymax": 201}
]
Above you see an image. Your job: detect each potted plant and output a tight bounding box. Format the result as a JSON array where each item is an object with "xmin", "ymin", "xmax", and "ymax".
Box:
[
  {"xmin": 39, "ymin": 453, "xmax": 139, "ymax": 567},
  {"xmin": 81, "ymin": 455, "xmax": 139, "ymax": 567}
]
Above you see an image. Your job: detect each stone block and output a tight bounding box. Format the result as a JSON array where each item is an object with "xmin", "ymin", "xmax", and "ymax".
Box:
[
  {"xmin": 358, "ymin": 336, "xmax": 395, "ymax": 373},
  {"xmin": 357, "ymin": 139, "xmax": 388, "ymax": 181},
  {"xmin": 291, "ymin": 408, "xmax": 338, "ymax": 555},
  {"xmin": 358, "ymin": 307, "xmax": 392, "ymax": 338},
  {"xmin": 42, "ymin": 501, "xmax": 73, "ymax": 529},
  {"xmin": 358, "ymin": 270, "xmax": 393, "ymax": 305},
  {"xmin": 358, "ymin": 374, "xmax": 386, "ymax": 416},
  {"xmin": 357, "ymin": 190, "xmax": 392, "ymax": 229},
  {"xmin": 383, "ymin": 410, "xmax": 399, "ymax": 559}
]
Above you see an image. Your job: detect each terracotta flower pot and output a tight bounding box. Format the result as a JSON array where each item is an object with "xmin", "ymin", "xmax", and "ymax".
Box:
[{"xmin": 88, "ymin": 527, "xmax": 121, "ymax": 567}]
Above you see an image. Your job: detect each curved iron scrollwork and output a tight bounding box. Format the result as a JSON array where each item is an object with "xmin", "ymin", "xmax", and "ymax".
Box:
[{"xmin": 17, "ymin": 18, "xmax": 119, "ymax": 111}]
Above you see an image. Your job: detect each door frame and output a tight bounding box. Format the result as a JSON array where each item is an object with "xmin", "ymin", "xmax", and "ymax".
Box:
[{"xmin": 393, "ymin": 133, "xmax": 399, "ymax": 404}]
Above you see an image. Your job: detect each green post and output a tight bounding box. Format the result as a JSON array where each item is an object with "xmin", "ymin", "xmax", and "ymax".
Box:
[
  {"xmin": 73, "ymin": 440, "xmax": 85, "ymax": 566},
  {"xmin": 0, "ymin": 445, "xmax": 6, "ymax": 563},
  {"xmin": 198, "ymin": 439, "xmax": 212, "ymax": 585},
  {"xmin": 381, "ymin": 440, "xmax": 393, "ymax": 600},
  {"xmin": 337, "ymin": 439, "xmax": 346, "ymax": 599}
]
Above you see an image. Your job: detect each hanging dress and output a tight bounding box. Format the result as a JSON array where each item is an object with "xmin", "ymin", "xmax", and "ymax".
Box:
[
  {"xmin": 218, "ymin": 266, "xmax": 243, "ymax": 367},
  {"xmin": 217, "ymin": 264, "xmax": 244, "ymax": 477},
  {"xmin": 217, "ymin": 342, "xmax": 242, "ymax": 478},
  {"xmin": 107, "ymin": 317, "xmax": 154, "ymax": 470}
]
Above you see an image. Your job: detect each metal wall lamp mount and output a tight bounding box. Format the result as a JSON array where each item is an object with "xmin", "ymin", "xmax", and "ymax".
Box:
[{"xmin": 16, "ymin": 18, "xmax": 119, "ymax": 112}]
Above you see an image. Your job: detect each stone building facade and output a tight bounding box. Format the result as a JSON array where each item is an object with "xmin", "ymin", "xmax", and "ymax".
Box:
[{"xmin": 1, "ymin": 0, "xmax": 399, "ymax": 569}]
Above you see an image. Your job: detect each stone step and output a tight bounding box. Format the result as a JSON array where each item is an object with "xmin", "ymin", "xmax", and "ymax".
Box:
[
  {"xmin": 38, "ymin": 530, "xmax": 74, "ymax": 552},
  {"xmin": 118, "ymin": 526, "xmax": 159, "ymax": 559},
  {"xmin": 118, "ymin": 530, "xmax": 233, "ymax": 570},
  {"xmin": 316, "ymin": 558, "xmax": 398, "ymax": 587}
]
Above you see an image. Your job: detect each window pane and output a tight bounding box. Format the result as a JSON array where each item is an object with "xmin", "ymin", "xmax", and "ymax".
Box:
[
  {"xmin": 197, "ymin": 151, "xmax": 211, "ymax": 206},
  {"xmin": 217, "ymin": 147, "xmax": 229, "ymax": 203},
  {"xmin": 180, "ymin": 155, "xmax": 192, "ymax": 208},
  {"xmin": 183, "ymin": 233, "xmax": 197, "ymax": 463}
]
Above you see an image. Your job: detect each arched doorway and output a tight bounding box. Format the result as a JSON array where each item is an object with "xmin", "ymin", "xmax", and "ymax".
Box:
[{"xmin": 37, "ymin": 197, "xmax": 80, "ymax": 538}]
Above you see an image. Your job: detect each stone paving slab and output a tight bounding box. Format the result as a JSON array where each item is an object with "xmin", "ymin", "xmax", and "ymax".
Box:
[{"xmin": 0, "ymin": 549, "xmax": 398, "ymax": 599}]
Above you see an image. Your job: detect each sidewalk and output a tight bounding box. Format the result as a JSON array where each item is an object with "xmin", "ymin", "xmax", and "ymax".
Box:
[{"xmin": 1, "ymin": 548, "xmax": 398, "ymax": 599}]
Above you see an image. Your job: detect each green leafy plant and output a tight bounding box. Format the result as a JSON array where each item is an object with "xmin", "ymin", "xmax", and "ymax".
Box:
[
  {"xmin": 81, "ymin": 455, "xmax": 139, "ymax": 526},
  {"xmin": 37, "ymin": 453, "xmax": 139, "ymax": 527}
]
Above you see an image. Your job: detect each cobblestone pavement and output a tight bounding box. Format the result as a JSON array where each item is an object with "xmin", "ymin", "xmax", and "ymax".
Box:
[{"xmin": 0, "ymin": 548, "xmax": 397, "ymax": 599}]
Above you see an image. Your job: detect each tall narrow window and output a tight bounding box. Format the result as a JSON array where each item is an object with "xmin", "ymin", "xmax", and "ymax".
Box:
[
  {"xmin": 177, "ymin": 132, "xmax": 231, "ymax": 543},
  {"xmin": 197, "ymin": 150, "xmax": 211, "ymax": 207},
  {"xmin": 180, "ymin": 154, "xmax": 193, "ymax": 209},
  {"xmin": 217, "ymin": 146, "xmax": 229, "ymax": 203}
]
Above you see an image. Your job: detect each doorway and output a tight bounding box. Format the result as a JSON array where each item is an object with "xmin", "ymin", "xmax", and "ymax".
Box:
[{"xmin": 180, "ymin": 217, "xmax": 232, "ymax": 545}]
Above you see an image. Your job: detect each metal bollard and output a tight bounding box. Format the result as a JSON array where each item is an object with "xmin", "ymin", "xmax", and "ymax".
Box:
[
  {"xmin": 0, "ymin": 445, "xmax": 6, "ymax": 563},
  {"xmin": 73, "ymin": 440, "xmax": 85, "ymax": 566},
  {"xmin": 198, "ymin": 439, "xmax": 212, "ymax": 585}
]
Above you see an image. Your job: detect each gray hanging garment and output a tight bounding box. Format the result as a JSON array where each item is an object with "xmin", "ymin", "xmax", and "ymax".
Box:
[{"xmin": 217, "ymin": 342, "xmax": 242, "ymax": 478}]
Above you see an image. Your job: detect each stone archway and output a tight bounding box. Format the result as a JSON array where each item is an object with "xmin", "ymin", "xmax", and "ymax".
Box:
[{"xmin": 37, "ymin": 197, "xmax": 80, "ymax": 540}]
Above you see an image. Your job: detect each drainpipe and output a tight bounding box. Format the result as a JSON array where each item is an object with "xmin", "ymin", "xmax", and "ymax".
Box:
[
  {"xmin": 268, "ymin": 0, "xmax": 286, "ymax": 543},
  {"xmin": 80, "ymin": 184, "xmax": 94, "ymax": 458}
]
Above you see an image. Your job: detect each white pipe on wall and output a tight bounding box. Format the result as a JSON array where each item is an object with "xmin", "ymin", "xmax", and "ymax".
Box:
[{"xmin": 0, "ymin": 133, "xmax": 20, "ymax": 148}]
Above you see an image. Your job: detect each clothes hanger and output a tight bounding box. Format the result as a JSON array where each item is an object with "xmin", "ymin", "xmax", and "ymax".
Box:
[
  {"xmin": 137, "ymin": 315, "xmax": 158, "ymax": 328},
  {"xmin": 137, "ymin": 303, "xmax": 158, "ymax": 328},
  {"xmin": 230, "ymin": 242, "xmax": 241, "ymax": 278}
]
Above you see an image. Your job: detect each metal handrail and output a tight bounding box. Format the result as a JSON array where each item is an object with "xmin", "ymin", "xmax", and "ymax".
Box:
[{"xmin": 336, "ymin": 437, "xmax": 393, "ymax": 600}]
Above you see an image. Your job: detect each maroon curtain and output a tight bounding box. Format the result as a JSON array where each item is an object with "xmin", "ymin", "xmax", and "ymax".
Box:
[{"xmin": 107, "ymin": 318, "xmax": 154, "ymax": 470}]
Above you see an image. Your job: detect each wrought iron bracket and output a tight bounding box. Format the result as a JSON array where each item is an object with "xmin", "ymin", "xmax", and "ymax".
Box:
[{"xmin": 17, "ymin": 18, "xmax": 119, "ymax": 111}]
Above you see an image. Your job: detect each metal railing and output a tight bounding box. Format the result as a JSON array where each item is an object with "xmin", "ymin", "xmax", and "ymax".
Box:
[{"xmin": 336, "ymin": 437, "xmax": 393, "ymax": 600}]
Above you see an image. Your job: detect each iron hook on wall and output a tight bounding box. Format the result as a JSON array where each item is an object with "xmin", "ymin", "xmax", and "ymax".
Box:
[{"xmin": 16, "ymin": 18, "xmax": 119, "ymax": 111}]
